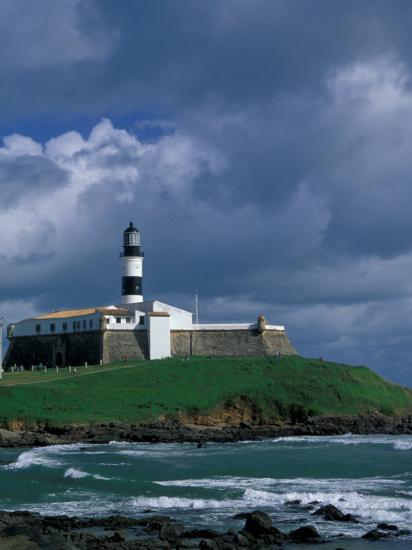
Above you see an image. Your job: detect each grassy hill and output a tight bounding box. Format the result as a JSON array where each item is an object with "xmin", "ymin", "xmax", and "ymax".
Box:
[{"xmin": 0, "ymin": 356, "xmax": 411, "ymax": 427}]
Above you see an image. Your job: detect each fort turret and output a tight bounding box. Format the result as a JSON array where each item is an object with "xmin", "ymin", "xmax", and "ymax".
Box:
[{"xmin": 121, "ymin": 222, "xmax": 144, "ymax": 304}]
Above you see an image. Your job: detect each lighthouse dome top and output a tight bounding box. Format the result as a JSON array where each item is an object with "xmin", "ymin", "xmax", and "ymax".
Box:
[
  {"xmin": 122, "ymin": 221, "xmax": 142, "ymax": 251},
  {"xmin": 124, "ymin": 222, "xmax": 139, "ymax": 233}
]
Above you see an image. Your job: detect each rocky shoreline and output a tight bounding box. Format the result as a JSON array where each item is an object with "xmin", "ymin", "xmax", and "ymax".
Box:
[
  {"xmin": 1, "ymin": 412, "xmax": 412, "ymax": 448},
  {"xmin": 0, "ymin": 509, "xmax": 409, "ymax": 549},
  {"xmin": 1, "ymin": 418, "xmax": 412, "ymax": 548}
]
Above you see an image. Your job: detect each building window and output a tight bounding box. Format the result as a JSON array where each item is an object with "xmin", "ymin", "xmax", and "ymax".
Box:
[
  {"xmin": 77, "ymin": 321, "xmax": 81, "ymax": 330},
  {"xmin": 83, "ymin": 320, "xmax": 87, "ymax": 330},
  {"xmin": 126, "ymin": 317, "xmax": 131, "ymax": 323},
  {"xmin": 139, "ymin": 316, "xmax": 145, "ymax": 326},
  {"xmin": 50, "ymin": 323, "xmax": 56, "ymax": 333},
  {"xmin": 89, "ymin": 319, "xmax": 93, "ymax": 329},
  {"xmin": 106, "ymin": 317, "xmax": 111, "ymax": 324},
  {"xmin": 35, "ymin": 324, "xmax": 41, "ymax": 333},
  {"xmin": 116, "ymin": 317, "xmax": 121, "ymax": 324},
  {"xmin": 63, "ymin": 322, "xmax": 67, "ymax": 332},
  {"xmin": 73, "ymin": 322, "xmax": 76, "ymax": 331}
]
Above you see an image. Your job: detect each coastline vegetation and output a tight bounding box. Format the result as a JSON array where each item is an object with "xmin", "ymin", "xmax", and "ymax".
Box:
[{"xmin": 0, "ymin": 356, "xmax": 411, "ymax": 426}]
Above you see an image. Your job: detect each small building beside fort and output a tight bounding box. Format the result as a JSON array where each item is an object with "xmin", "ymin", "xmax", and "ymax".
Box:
[{"xmin": 4, "ymin": 223, "xmax": 296, "ymax": 368}]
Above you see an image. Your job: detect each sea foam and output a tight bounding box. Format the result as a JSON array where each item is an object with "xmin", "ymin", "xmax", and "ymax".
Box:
[
  {"xmin": 154, "ymin": 475, "xmax": 405, "ymax": 492},
  {"xmin": 64, "ymin": 468, "xmax": 110, "ymax": 480},
  {"xmin": 5, "ymin": 449, "xmax": 60, "ymax": 470},
  {"xmin": 4, "ymin": 443, "xmax": 89, "ymax": 470},
  {"xmin": 272, "ymin": 434, "xmax": 412, "ymax": 450},
  {"xmin": 242, "ymin": 488, "xmax": 412, "ymax": 523},
  {"xmin": 130, "ymin": 495, "xmax": 242, "ymax": 510}
]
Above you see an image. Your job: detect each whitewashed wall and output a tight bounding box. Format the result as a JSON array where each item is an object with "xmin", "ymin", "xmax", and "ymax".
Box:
[
  {"xmin": 12, "ymin": 312, "xmax": 102, "ymax": 337},
  {"xmin": 148, "ymin": 315, "xmax": 171, "ymax": 359},
  {"xmin": 151, "ymin": 301, "xmax": 193, "ymax": 329}
]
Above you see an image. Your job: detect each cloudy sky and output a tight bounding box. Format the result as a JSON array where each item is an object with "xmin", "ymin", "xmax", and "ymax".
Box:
[{"xmin": 2, "ymin": 0, "xmax": 412, "ymax": 384}]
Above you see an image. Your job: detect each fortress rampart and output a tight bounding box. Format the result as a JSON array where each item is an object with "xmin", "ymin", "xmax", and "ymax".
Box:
[
  {"xmin": 4, "ymin": 331, "xmax": 102, "ymax": 369},
  {"xmin": 171, "ymin": 329, "xmax": 296, "ymax": 357},
  {"xmin": 4, "ymin": 327, "xmax": 297, "ymax": 368}
]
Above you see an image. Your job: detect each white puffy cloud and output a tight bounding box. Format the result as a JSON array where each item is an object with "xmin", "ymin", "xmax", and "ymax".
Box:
[
  {"xmin": 1, "ymin": 135, "xmax": 43, "ymax": 156},
  {"xmin": 0, "ymin": 119, "xmax": 223, "ymax": 296}
]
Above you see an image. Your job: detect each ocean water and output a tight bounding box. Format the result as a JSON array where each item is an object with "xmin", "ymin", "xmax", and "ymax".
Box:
[{"xmin": 0, "ymin": 435, "xmax": 411, "ymax": 547}]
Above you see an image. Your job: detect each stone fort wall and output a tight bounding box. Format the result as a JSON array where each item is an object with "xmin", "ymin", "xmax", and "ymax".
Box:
[
  {"xmin": 4, "ymin": 329, "xmax": 296, "ymax": 368},
  {"xmin": 4, "ymin": 331, "xmax": 102, "ymax": 368},
  {"xmin": 102, "ymin": 330, "xmax": 148, "ymax": 363},
  {"xmin": 171, "ymin": 330, "xmax": 297, "ymax": 357}
]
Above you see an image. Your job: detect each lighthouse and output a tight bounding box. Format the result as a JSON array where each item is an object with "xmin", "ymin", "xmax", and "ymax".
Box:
[{"xmin": 121, "ymin": 222, "xmax": 144, "ymax": 304}]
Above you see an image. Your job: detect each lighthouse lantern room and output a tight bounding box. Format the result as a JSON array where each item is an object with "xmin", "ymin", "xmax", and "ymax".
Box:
[{"xmin": 121, "ymin": 222, "xmax": 144, "ymax": 304}]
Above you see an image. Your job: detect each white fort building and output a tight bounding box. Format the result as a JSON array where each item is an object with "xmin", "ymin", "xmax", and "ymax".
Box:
[{"xmin": 5, "ymin": 224, "xmax": 296, "ymax": 368}]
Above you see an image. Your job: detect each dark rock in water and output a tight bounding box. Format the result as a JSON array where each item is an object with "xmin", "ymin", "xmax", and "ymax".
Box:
[
  {"xmin": 200, "ymin": 539, "xmax": 237, "ymax": 549},
  {"xmin": 159, "ymin": 521, "xmax": 185, "ymax": 540},
  {"xmin": 199, "ymin": 541, "xmax": 219, "ymax": 549},
  {"xmin": 231, "ymin": 512, "xmax": 249, "ymax": 520},
  {"xmin": 377, "ymin": 522, "xmax": 399, "ymax": 531},
  {"xmin": 0, "ymin": 510, "xmax": 39, "ymax": 534},
  {"xmin": 363, "ymin": 529, "xmax": 390, "ymax": 540},
  {"xmin": 285, "ymin": 499, "xmax": 301, "ymax": 506},
  {"xmin": 242, "ymin": 510, "xmax": 272, "ymax": 537},
  {"xmin": 233, "ymin": 532, "xmax": 251, "ymax": 546},
  {"xmin": 289, "ymin": 525, "xmax": 321, "ymax": 543},
  {"xmin": 183, "ymin": 528, "xmax": 220, "ymax": 539},
  {"xmin": 267, "ymin": 527, "xmax": 289, "ymax": 545},
  {"xmin": 314, "ymin": 504, "xmax": 358, "ymax": 523},
  {"xmin": 143, "ymin": 516, "xmax": 173, "ymax": 532},
  {"xmin": 110, "ymin": 530, "xmax": 126, "ymax": 542},
  {"xmin": 341, "ymin": 513, "xmax": 358, "ymax": 523}
]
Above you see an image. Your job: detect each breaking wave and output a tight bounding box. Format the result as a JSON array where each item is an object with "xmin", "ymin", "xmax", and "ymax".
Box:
[
  {"xmin": 2, "ymin": 443, "xmax": 98, "ymax": 471},
  {"xmin": 155, "ymin": 475, "xmax": 406, "ymax": 492},
  {"xmin": 393, "ymin": 440, "xmax": 412, "ymax": 451},
  {"xmin": 272, "ymin": 434, "xmax": 412, "ymax": 450},
  {"xmin": 64, "ymin": 468, "xmax": 110, "ymax": 480},
  {"xmin": 130, "ymin": 495, "xmax": 241, "ymax": 510},
  {"xmin": 242, "ymin": 488, "xmax": 412, "ymax": 524},
  {"xmin": 4, "ymin": 448, "xmax": 61, "ymax": 470}
]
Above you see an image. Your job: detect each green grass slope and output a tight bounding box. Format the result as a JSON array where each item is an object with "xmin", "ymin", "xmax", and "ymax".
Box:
[{"xmin": 0, "ymin": 356, "xmax": 411, "ymax": 426}]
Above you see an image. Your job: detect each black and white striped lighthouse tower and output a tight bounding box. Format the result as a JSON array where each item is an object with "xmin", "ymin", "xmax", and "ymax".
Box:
[{"xmin": 121, "ymin": 222, "xmax": 144, "ymax": 304}]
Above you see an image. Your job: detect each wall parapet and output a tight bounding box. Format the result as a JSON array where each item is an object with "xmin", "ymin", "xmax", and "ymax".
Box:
[
  {"xmin": 191, "ymin": 323, "xmax": 285, "ymax": 331},
  {"xmin": 4, "ymin": 325, "xmax": 296, "ymax": 368},
  {"xmin": 171, "ymin": 328, "xmax": 296, "ymax": 357}
]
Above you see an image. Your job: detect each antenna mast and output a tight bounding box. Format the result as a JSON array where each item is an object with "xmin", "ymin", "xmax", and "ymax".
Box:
[{"xmin": 194, "ymin": 290, "xmax": 199, "ymax": 324}]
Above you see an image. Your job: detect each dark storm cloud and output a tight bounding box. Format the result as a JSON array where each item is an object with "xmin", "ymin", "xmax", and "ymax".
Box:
[
  {"xmin": 0, "ymin": 1, "xmax": 407, "ymax": 116},
  {"xmin": 2, "ymin": 1, "xmax": 412, "ymax": 383},
  {"xmin": 0, "ymin": 155, "xmax": 67, "ymax": 207}
]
